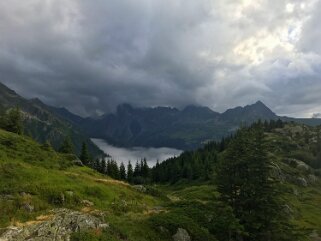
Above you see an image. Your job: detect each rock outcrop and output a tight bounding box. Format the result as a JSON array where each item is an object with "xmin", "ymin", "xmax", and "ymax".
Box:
[
  {"xmin": 295, "ymin": 177, "xmax": 308, "ymax": 187},
  {"xmin": 172, "ymin": 228, "xmax": 191, "ymax": 241},
  {"xmin": 0, "ymin": 209, "xmax": 108, "ymax": 241},
  {"xmin": 310, "ymin": 230, "xmax": 321, "ymax": 241}
]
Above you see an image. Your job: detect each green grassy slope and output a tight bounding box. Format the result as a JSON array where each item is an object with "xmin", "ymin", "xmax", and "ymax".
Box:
[
  {"xmin": 1, "ymin": 122, "xmax": 321, "ymax": 240},
  {"xmin": 155, "ymin": 123, "xmax": 321, "ymax": 240},
  {"xmin": 0, "ymin": 129, "xmax": 167, "ymax": 240}
]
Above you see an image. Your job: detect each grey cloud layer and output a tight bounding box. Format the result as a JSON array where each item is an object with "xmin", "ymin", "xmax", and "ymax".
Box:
[{"xmin": 0, "ymin": 0, "xmax": 320, "ymax": 117}]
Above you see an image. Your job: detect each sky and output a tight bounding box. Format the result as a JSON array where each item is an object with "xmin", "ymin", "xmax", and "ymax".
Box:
[{"xmin": 0, "ymin": 0, "xmax": 321, "ymax": 117}]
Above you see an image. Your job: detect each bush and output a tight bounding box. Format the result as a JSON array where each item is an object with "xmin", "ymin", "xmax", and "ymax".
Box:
[
  {"xmin": 314, "ymin": 169, "xmax": 321, "ymax": 177},
  {"xmin": 145, "ymin": 186, "xmax": 170, "ymax": 201},
  {"xmin": 70, "ymin": 228, "xmax": 125, "ymax": 241},
  {"xmin": 168, "ymin": 201, "xmax": 243, "ymax": 241},
  {"xmin": 287, "ymin": 150, "xmax": 316, "ymax": 167},
  {"xmin": 70, "ymin": 231, "xmax": 98, "ymax": 241},
  {"xmin": 0, "ymin": 107, "xmax": 23, "ymax": 135},
  {"xmin": 149, "ymin": 208, "xmax": 217, "ymax": 241}
]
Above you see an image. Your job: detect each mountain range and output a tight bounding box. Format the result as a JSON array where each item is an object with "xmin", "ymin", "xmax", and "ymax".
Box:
[
  {"xmin": 1, "ymin": 81, "xmax": 321, "ymax": 151},
  {"xmin": 51, "ymin": 100, "xmax": 321, "ymax": 150}
]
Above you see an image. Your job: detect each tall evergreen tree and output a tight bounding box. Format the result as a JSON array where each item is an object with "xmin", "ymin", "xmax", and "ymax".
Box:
[
  {"xmin": 119, "ymin": 162, "xmax": 126, "ymax": 180},
  {"xmin": 80, "ymin": 142, "xmax": 90, "ymax": 165},
  {"xmin": 141, "ymin": 158, "xmax": 149, "ymax": 178},
  {"xmin": 215, "ymin": 125, "xmax": 295, "ymax": 241},
  {"xmin": 42, "ymin": 140, "xmax": 53, "ymax": 151},
  {"xmin": 127, "ymin": 161, "xmax": 134, "ymax": 182},
  {"xmin": 106, "ymin": 160, "xmax": 120, "ymax": 179},
  {"xmin": 59, "ymin": 136, "xmax": 74, "ymax": 154},
  {"xmin": 134, "ymin": 161, "xmax": 141, "ymax": 177},
  {"xmin": 100, "ymin": 158, "xmax": 107, "ymax": 174},
  {"xmin": 152, "ymin": 160, "xmax": 161, "ymax": 182},
  {"xmin": 112, "ymin": 160, "xmax": 120, "ymax": 179},
  {"xmin": 2, "ymin": 107, "xmax": 23, "ymax": 135},
  {"xmin": 106, "ymin": 160, "xmax": 112, "ymax": 176}
]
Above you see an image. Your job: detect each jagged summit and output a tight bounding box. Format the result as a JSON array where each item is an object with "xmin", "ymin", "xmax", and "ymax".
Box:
[{"xmin": 220, "ymin": 101, "xmax": 277, "ymax": 123}]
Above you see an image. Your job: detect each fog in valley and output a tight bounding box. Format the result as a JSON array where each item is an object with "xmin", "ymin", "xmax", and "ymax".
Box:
[{"xmin": 92, "ymin": 138, "xmax": 183, "ymax": 167}]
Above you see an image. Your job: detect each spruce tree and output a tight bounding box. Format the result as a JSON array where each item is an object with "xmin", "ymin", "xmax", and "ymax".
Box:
[
  {"xmin": 4, "ymin": 107, "xmax": 23, "ymax": 135},
  {"xmin": 42, "ymin": 140, "xmax": 53, "ymax": 151},
  {"xmin": 152, "ymin": 160, "xmax": 161, "ymax": 182},
  {"xmin": 119, "ymin": 162, "xmax": 126, "ymax": 180},
  {"xmin": 100, "ymin": 158, "xmax": 107, "ymax": 174},
  {"xmin": 134, "ymin": 161, "xmax": 141, "ymax": 177},
  {"xmin": 59, "ymin": 136, "xmax": 74, "ymax": 154},
  {"xmin": 106, "ymin": 160, "xmax": 111, "ymax": 176},
  {"xmin": 182, "ymin": 163, "xmax": 193, "ymax": 180},
  {"xmin": 96, "ymin": 159, "xmax": 102, "ymax": 172},
  {"xmin": 80, "ymin": 142, "xmax": 90, "ymax": 165},
  {"xmin": 106, "ymin": 160, "xmax": 120, "ymax": 179},
  {"xmin": 141, "ymin": 158, "xmax": 149, "ymax": 178},
  {"xmin": 170, "ymin": 162, "xmax": 181, "ymax": 183},
  {"xmin": 216, "ymin": 125, "xmax": 295, "ymax": 241},
  {"xmin": 112, "ymin": 160, "xmax": 120, "ymax": 179},
  {"xmin": 127, "ymin": 161, "xmax": 134, "ymax": 183}
]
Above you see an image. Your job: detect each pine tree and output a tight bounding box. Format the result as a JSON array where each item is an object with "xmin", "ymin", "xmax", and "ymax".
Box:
[
  {"xmin": 96, "ymin": 159, "xmax": 102, "ymax": 172},
  {"xmin": 3, "ymin": 107, "xmax": 23, "ymax": 135},
  {"xmin": 134, "ymin": 161, "xmax": 141, "ymax": 177},
  {"xmin": 141, "ymin": 158, "xmax": 149, "ymax": 178},
  {"xmin": 106, "ymin": 160, "xmax": 120, "ymax": 179},
  {"xmin": 170, "ymin": 162, "xmax": 181, "ymax": 183},
  {"xmin": 59, "ymin": 136, "xmax": 74, "ymax": 154},
  {"xmin": 215, "ymin": 125, "xmax": 295, "ymax": 240},
  {"xmin": 80, "ymin": 142, "xmax": 90, "ymax": 165},
  {"xmin": 106, "ymin": 160, "xmax": 111, "ymax": 176},
  {"xmin": 42, "ymin": 140, "xmax": 53, "ymax": 151},
  {"xmin": 152, "ymin": 160, "xmax": 161, "ymax": 182},
  {"xmin": 182, "ymin": 163, "xmax": 193, "ymax": 180},
  {"xmin": 88, "ymin": 158, "xmax": 95, "ymax": 169},
  {"xmin": 112, "ymin": 160, "xmax": 120, "ymax": 179},
  {"xmin": 127, "ymin": 161, "xmax": 134, "ymax": 183},
  {"xmin": 119, "ymin": 162, "xmax": 126, "ymax": 180},
  {"xmin": 100, "ymin": 158, "xmax": 107, "ymax": 174}
]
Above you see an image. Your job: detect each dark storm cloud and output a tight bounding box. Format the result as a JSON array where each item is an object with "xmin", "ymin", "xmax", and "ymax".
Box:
[{"xmin": 0, "ymin": 0, "xmax": 321, "ymax": 117}]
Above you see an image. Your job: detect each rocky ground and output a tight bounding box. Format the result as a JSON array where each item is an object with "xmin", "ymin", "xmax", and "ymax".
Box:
[{"xmin": 0, "ymin": 209, "xmax": 109, "ymax": 241}]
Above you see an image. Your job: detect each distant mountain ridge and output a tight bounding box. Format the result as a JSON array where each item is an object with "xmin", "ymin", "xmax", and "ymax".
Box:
[
  {"xmin": 54, "ymin": 101, "xmax": 284, "ymax": 150},
  {"xmin": 2, "ymin": 81, "xmax": 321, "ymax": 151},
  {"xmin": 0, "ymin": 82, "xmax": 102, "ymax": 156},
  {"xmin": 73, "ymin": 101, "xmax": 321, "ymax": 150}
]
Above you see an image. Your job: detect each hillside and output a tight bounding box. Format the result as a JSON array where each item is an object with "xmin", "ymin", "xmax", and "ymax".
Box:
[
  {"xmin": 150, "ymin": 121, "xmax": 321, "ymax": 240},
  {"xmin": 0, "ymin": 82, "xmax": 102, "ymax": 157},
  {"xmin": 0, "ymin": 128, "xmax": 167, "ymax": 240},
  {"xmin": 1, "ymin": 122, "xmax": 321, "ymax": 240}
]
